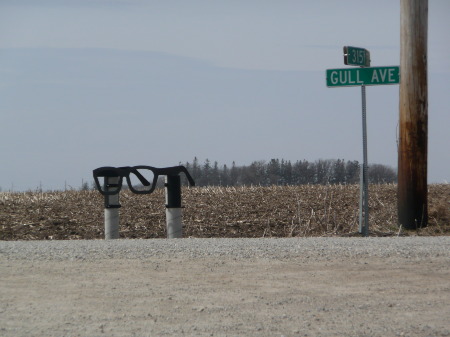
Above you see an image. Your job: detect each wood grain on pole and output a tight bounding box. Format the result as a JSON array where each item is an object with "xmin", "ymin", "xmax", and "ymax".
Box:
[{"xmin": 398, "ymin": 0, "xmax": 428, "ymax": 229}]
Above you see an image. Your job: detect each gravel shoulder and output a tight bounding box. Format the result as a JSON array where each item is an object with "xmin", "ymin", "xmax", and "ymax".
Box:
[{"xmin": 1, "ymin": 237, "xmax": 450, "ymax": 336}]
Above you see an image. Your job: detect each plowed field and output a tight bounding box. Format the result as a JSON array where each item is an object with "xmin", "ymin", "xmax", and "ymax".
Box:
[{"xmin": 1, "ymin": 184, "xmax": 449, "ymax": 240}]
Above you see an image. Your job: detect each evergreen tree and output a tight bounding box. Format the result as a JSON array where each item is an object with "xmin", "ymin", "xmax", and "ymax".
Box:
[
  {"xmin": 345, "ymin": 160, "xmax": 360, "ymax": 184},
  {"xmin": 242, "ymin": 161, "xmax": 266, "ymax": 185},
  {"xmin": 292, "ymin": 160, "xmax": 309, "ymax": 184},
  {"xmin": 201, "ymin": 159, "xmax": 211, "ymax": 186},
  {"xmin": 211, "ymin": 161, "xmax": 220, "ymax": 185},
  {"xmin": 267, "ymin": 159, "xmax": 280, "ymax": 185},
  {"xmin": 221, "ymin": 164, "xmax": 230, "ymax": 186},
  {"xmin": 241, "ymin": 164, "xmax": 256, "ymax": 185},
  {"xmin": 191, "ymin": 157, "xmax": 201, "ymax": 183},
  {"xmin": 332, "ymin": 159, "xmax": 346, "ymax": 184},
  {"xmin": 230, "ymin": 161, "xmax": 239, "ymax": 186},
  {"xmin": 315, "ymin": 159, "xmax": 332, "ymax": 184},
  {"xmin": 280, "ymin": 159, "xmax": 293, "ymax": 185}
]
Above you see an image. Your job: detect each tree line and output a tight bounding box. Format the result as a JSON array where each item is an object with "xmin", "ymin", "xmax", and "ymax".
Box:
[
  {"xmin": 0, "ymin": 159, "xmax": 395, "ymax": 192},
  {"xmin": 181, "ymin": 158, "xmax": 397, "ymax": 187}
]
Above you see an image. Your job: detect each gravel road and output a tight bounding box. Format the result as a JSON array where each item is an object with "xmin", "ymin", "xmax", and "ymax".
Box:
[{"xmin": 1, "ymin": 237, "xmax": 449, "ymax": 336}]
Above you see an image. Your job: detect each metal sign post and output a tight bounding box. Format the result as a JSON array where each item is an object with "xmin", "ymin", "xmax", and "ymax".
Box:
[
  {"xmin": 361, "ymin": 84, "xmax": 369, "ymax": 236},
  {"xmin": 359, "ymin": 165, "xmax": 363, "ymax": 233}
]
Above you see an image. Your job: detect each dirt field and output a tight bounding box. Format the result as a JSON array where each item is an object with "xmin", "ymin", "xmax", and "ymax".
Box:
[{"xmin": 1, "ymin": 184, "xmax": 449, "ymax": 240}]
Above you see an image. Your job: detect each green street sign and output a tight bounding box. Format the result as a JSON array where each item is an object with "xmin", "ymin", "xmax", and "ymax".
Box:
[
  {"xmin": 326, "ymin": 66, "xmax": 400, "ymax": 87},
  {"xmin": 344, "ymin": 46, "xmax": 370, "ymax": 67}
]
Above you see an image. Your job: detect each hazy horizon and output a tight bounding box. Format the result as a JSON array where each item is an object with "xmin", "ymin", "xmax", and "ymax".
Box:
[{"xmin": 1, "ymin": 1, "xmax": 449, "ymax": 191}]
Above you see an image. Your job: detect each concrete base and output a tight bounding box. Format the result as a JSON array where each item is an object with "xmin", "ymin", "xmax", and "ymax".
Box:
[{"xmin": 166, "ymin": 208, "xmax": 182, "ymax": 238}]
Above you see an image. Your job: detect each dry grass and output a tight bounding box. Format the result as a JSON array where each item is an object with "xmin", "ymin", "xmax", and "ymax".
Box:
[{"xmin": 1, "ymin": 184, "xmax": 449, "ymax": 240}]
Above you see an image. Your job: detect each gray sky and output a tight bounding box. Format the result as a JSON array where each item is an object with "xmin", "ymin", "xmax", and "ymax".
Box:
[{"xmin": 1, "ymin": 0, "xmax": 449, "ymax": 191}]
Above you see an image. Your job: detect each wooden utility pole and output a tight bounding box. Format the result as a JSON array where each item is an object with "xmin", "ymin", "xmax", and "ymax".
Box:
[{"xmin": 398, "ymin": 0, "xmax": 428, "ymax": 229}]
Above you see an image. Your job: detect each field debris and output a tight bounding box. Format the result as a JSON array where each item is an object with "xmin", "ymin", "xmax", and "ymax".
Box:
[{"xmin": 1, "ymin": 184, "xmax": 449, "ymax": 240}]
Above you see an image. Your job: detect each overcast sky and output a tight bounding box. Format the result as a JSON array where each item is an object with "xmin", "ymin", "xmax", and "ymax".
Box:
[{"xmin": 1, "ymin": 0, "xmax": 449, "ymax": 191}]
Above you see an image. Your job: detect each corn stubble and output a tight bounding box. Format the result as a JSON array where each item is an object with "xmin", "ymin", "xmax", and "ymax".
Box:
[{"xmin": 1, "ymin": 184, "xmax": 449, "ymax": 240}]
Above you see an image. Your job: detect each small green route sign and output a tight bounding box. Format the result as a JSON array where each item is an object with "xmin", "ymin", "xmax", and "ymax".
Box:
[
  {"xmin": 326, "ymin": 66, "xmax": 400, "ymax": 87},
  {"xmin": 344, "ymin": 46, "xmax": 370, "ymax": 67}
]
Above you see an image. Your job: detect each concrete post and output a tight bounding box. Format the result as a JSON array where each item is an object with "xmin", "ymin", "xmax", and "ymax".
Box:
[{"xmin": 104, "ymin": 176, "xmax": 120, "ymax": 239}]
